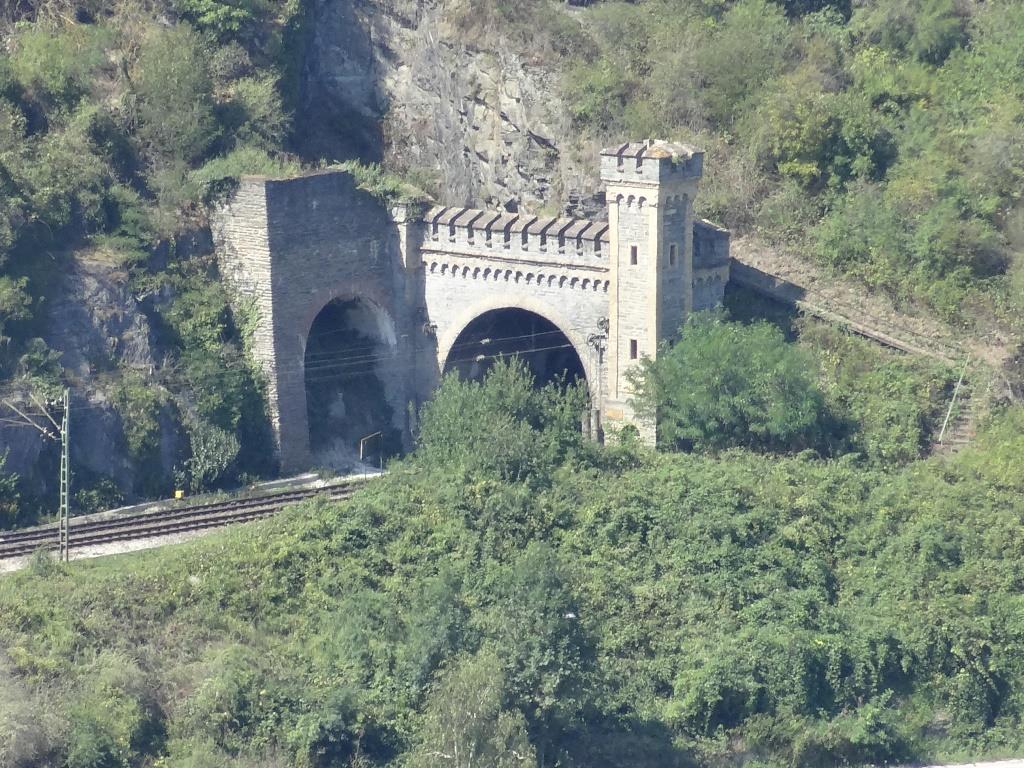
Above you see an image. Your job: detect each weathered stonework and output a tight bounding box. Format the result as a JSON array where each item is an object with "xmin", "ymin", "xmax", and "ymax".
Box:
[{"xmin": 213, "ymin": 141, "xmax": 730, "ymax": 471}]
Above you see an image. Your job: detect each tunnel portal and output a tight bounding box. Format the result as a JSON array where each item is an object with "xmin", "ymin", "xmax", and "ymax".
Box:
[{"xmin": 443, "ymin": 308, "xmax": 588, "ymax": 388}]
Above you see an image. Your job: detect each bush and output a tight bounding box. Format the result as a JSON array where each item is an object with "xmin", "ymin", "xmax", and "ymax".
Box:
[
  {"xmin": 74, "ymin": 477, "xmax": 125, "ymax": 516},
  {"xmin": 337, "ymin": 160, "xmax": 427, "ymax": 205},
  {"xmin": 8, "ymin": 26, "xmax": 108, "ymax": 109},
  {"xmin": 0, "ymin": 451, "xmax": 20, "ymax": 529},
  {"xmin": 416, "ymin": 359, "xmax": 587, "ymax": 484},
  {"xmin": 133, "ymin": 25, "xmax": 218, "ymax": 164},
  {"xmin": 20, "ymin": 110, "xmax": 112, "ymax": 236},
  {"xmin": 0, "ymin": 276, "xmax": 32, "ymax": 345},
  {"xmin": 158, "ymin": 265, "xmax": 272, "ymax": 481},
  {"xmin": 800, "ymin": 323, "xmax": 952, "ymax": 464},
  {"xmin": 227, "ymin": 76, "xmax": 291, "ymax": 150},
  {"xmin": 113, "ymin": 372, "xmax": 168, "ymax": 473},
  {"xmin": 177, "ymin": 644, "xmax": 301, "ymax": 757},
  {"xmin": 408, "ymin": 651, "xmax": 535, "ymax": 768},
  {"xmin": 631, "ymin": 313, "xmax": 828, "ymax": 453},
  {"xmin": 0, "ymin": 662, "xmax": 65, "ymax": 767},
  {"xmin": 700, "ymin": 0, "xmax": 794, "ymax": 124},
  {"xmin": 172, "ymin": 0, "xmax": 262, "ymax": 41},
  {"xmin": 183, "ymin": 418, "xmax": 240, "ymax": 492},
  {"xmin": 191, "ymin": 145, "xmax": 300, "ymax": 204},
  {"xmin": 66, "ymin": 652, "xmax": 155, "ymax": 768}
]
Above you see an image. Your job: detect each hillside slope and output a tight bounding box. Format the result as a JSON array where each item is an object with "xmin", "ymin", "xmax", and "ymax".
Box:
[{"xmin": 2, "ymin": 368, "xmax": 1023, "ymax": 767}]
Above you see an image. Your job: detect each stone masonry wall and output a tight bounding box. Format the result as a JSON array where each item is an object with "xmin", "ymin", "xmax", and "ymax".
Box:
[
  {"xmin": 212, "ymin": 178, "xmax": 280, "ymax": 440},
  {"xmin": 693, "ymin": 219, "xmax": 731, "ymax": 313},
  {"xmin": 421, "ymin": 241, "xmax": 610, "ymax": 392},
  {"xmin": 215, "ymin": 171, "xmax": 422, "ymax": 471},
  {"xmin": 214, "ymin": 143, "xmax": 730, "ymax": 470}
]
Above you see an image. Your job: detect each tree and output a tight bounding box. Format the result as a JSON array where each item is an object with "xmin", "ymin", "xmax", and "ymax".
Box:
[
  {"xmin": 408, "ymin": 651, "xmax": 535, "ymax": 768},
  {"xmin": 0, "ymin": 451, "xmax": 20, "ymax": 529},
  {"xmin": 630, "ymin": 313, "xmax": 828, "ymax": 453},
  {"xmin": 416, "ymin": 359, "xmax": 586, "ymax": 485}
]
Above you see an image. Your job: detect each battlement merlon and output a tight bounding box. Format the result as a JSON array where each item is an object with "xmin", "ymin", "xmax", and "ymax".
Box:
[
  {"xmin": 418, "ymin": 206, "xmax": 611, "ymax": 268},
  {"xmin": 599, "ymin": 140, "xmax": 704, "ymax": 187}
]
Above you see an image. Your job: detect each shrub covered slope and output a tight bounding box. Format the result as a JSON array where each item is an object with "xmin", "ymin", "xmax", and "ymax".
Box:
[
  {"xmin": 2, "ymin": 0, "xmax": 1023, "ymax": 516},
  {"xmin": 552, "ymin": 0, "xmax": 1024, "ymax": 326},
  {"xmin": 1, "ymin": 358, "xmax": 1022, "ymax": 768}
]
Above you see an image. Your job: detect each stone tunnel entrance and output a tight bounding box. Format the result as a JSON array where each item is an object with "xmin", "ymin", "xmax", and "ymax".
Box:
[
  {"xmin": 303, "ymin": 298, "xmax": 404, "ymax": 468},
  {"xmin": 443, "ymin": 308, "xmax": 588, "ymax": 388}
]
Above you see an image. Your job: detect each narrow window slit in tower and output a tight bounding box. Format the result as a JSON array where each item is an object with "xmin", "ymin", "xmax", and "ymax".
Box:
[
  {"xmin": 630, "ymin": 245, "xmax": 638, "ymax": 265},
  {"xmin": 630, "ymin": 339, "xmax": 638, "ymax": 360},
  {"xmin": 669, "ymin": 243, "xmax": 677, "ymax": 266}
]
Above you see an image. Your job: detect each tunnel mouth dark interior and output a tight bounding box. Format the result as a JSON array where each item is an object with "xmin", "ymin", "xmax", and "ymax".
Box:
[
  {"xmin": 444, "ymin": 308, "xmax": 587, "ymax": 388},
  {"xmin": 304, "ymin": 298, "xmax": 401, "ymax": 467}
]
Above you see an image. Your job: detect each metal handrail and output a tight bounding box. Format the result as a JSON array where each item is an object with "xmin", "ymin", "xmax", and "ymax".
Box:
[{"xmin": 937, "ymin": 357, "xmax": 970, "ymax": 445}]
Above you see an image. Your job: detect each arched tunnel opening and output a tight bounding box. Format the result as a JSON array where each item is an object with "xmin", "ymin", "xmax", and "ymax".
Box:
[
  {"xmin": 304, "ymin": 298, "xmax": 403, "ymax": 469},
  {"xmin": 444, "ymin": 308, "xmax": 588, "ymax": 389}
]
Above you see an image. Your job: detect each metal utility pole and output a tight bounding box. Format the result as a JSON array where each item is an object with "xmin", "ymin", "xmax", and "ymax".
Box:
[
  {"xmin": 359, "ymin": 430, "xmax": 384, "ymax": 478},
  {"xmin": 587, "ymin": 318, "xmax": 609, "ymax": 444},
  {"xmin": 2, "ymin": 389, "xmax": 70, "ymax": 561},
  {"xmin": 58, "ymin": 388, "xmax": 70, "ymax": 562}
]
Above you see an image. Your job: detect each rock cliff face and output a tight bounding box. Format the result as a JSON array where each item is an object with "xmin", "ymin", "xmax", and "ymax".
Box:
[
  {"xmin": 3, "ymin": 252, "xmax": 183, "ymax": 504},
  {"xmin": 5, "ymin": 0, "xmax": 598, "ymax": 508},
  {"xmin": 45, "ymin": 256, "xmax": 154, "ymax": 378},
  {"xmin": 299, "ymin": 0, "xmax": 602, "ymax": 214}
]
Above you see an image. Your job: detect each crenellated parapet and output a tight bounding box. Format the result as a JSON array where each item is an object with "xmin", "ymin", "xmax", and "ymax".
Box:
[
  {"xmin": 420, "ymin": 206, "xmax": 610, "ymax": 270},
  {"xmin": 599, "ymin": 141, "xmax": 704, "ymax": 186}
]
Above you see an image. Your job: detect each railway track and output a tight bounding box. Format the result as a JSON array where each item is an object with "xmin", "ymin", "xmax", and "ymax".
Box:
[{"xmin": 0, "ymin": 479, "xmax": 367, "ymax": 561}]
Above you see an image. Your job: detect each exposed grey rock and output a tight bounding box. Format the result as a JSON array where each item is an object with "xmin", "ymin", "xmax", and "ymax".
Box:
[
  {"xmin": 44, "ymin": 255, "xmax": 154, "ymax": 377},
  {"xmin": 299, "ymin": 0, "xmax": 605, "ymax": 213}
]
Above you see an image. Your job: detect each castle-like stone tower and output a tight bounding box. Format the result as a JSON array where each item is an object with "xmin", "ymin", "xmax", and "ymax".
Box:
[
  {"xmin": 601, "ymin": 141, "xmax": 704, "ymax": 433},
  {"xmin": 214, "ymin": 140, "xmax": 730, "ymax": 470}
]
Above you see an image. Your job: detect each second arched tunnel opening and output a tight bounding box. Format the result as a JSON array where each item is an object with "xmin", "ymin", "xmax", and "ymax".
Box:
[
  {"xmin": 443, "ymin": 308, "xmax": 588, "ymax": 388},
  {"xmin": 303, "ymin": 298, "xmax": 404, "ymax": 469}
]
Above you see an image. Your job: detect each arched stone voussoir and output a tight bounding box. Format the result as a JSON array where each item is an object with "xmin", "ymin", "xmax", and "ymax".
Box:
[
  {"xmin": 295, "ymin": 285, "xmax": 400, "ymax": 360},
  {"xmin": 434, "ymin": 295, "xmax": 599, "ymax": 389}
]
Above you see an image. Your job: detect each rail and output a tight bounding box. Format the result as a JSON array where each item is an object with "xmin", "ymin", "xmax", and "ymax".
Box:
[
  {"xmin": 729, "ymin": 259, "xmax": 963, "ymax": 363},
  {"xmin": 0, "ymin": 478, "xmax": 369, "ymax": 561}
]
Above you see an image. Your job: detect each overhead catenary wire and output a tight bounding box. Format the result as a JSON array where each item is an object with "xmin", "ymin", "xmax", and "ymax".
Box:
[
  {"xmin": 303, "ymin": 322, "xmax": 593, "ymax": 363},
  {"xmin": 301, "ymin": 326, "xmax": 586, "ymax": 374},
  {"xmin": 0, "ymin": 324, "xmax": 596, "ymax": 420},
  {"xmin": 294, "ymin": 328, "xmax": 591, "ymax": 380},
  {"xmin": 297, "ymin": 342, "xmax": 581, "ymax": 387},
  {"xmin": 1, "ymin": 340, "xmax": 590, "ymax": 421}
]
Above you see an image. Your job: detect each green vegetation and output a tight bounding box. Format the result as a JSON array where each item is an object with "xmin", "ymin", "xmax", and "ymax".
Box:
[
  {"xmin": 631, "ymin": 312, "xmax": 953, "ymax": 464},
  {"xmin": 631, "ymin": 314, "xmax": 828, "ymax": 453},
  {"xmin": 560, "ymin": 0, "xmax": 1024, "ymax": 326},
  {"xmin": 0, "ymin": 0, "xmax": 302, "ymax": 514},
  {"xmin": 0, "ymin": 451, "xmax": 20, "ymax": 527},
  {"xmin": 0, "ymin": 0, "xmax": 1019, "ymax": 764},
  {"xmin": 801, "ymin": 319, "xmax": 952, "ymax": 464},
  {"xmin": 337, "ymin": 160, "xmax": 431, "ymax": 207},
  {"xmin": 1, "ymin": 361, "xmax": 1023, "ymax": 767}
]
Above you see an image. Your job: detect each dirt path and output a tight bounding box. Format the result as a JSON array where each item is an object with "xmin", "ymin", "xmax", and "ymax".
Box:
[{"xmin": 731, "ymin": 236, "xmax": 1015, "ymax": 368}]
